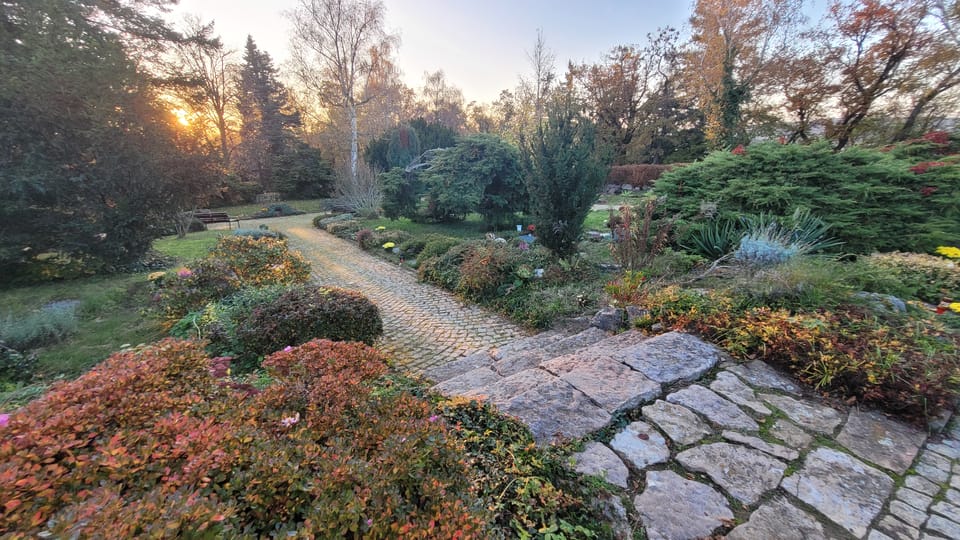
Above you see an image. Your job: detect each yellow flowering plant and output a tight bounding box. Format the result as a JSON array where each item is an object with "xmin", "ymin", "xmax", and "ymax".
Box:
[{"xmin": 936, "ymin": 246, "xmax": 960, "ymax": 259}]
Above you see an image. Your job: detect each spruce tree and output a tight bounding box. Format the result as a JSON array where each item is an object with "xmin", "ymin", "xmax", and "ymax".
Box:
[{"xmin": 237, "ymin": 37, "xmax": 300, "ymax": 191}]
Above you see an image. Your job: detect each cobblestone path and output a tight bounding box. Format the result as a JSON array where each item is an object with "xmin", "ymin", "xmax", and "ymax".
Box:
[{"xmin": 245, "ymin": 215, "xmax": 527, "ymax": 372}]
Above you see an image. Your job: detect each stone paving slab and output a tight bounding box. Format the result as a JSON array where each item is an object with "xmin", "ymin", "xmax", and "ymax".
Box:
[
  {"xmin": 760, "ymin": 393, "xmax": 844, "ymax": 435},
  {"xmin": 781, "ymin": 447, "xmax": 894, "ymax": 538},
  {"xmin": 837, "ymin": 409, "xmax": 925, "ymax": 474},
  {"xmin": 560, "ymin": 358, "xmax": 660, "ymax": 414},
  {"xmin": 666, "ymin": 385, "xmax": 760, "ymax": 431},
  {"xmin": 634, "ymin": 470, "xmax": 733, "ymax": 540},
  {"xmin": 571, "ymin": 442, "xmax": 630, "ymax": 489},
  {"xmin": 677, "ymin": 442, "xmax": 787, "ymax": 505},
  {"xmin": 609, "ymin": 421, "xmax": 670, "ymax": 470},
  {"xmin": 500, "ymin": 379, "xmax": 611, "ymax": 445},
  {"xmin": 616, "ymin": 331, "xmax": 723, "ymax": 384},
  {"xmin": 641, "ymin": 399, "xmax": 712, "ymax": 446},
  {"xmin": 726, "ymin": 497, "xmax": 833, "ymax": 540}
]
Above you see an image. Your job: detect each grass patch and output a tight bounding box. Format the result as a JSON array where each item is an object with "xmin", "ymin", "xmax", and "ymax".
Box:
[
  {"xmin": 583, "ymin": 210, "xmax": 611, "ymax": 232},
  {"xmin": 153, "ymin": 230, "xmax": 224, "ymax": 262},
  {"xmin": 595, "ymin": 191, "xmax": 645, "ymax": 207},
  {"xmin": 354, "ymin": 214, "xmax": 519, "ymax": 240},
  {"xmin": 213, "ymin": 198, "xmax": 331, "ymax": 218},
  {"xmin": 0, "ymin": 273, "xmax": 165, "ymax": 408}
]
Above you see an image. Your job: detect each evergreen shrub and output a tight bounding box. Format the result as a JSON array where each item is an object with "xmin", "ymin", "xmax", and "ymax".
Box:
[
  {"xmin": 654, "ymin": 142, "xmax": 958, "ymax": 253},
  {"xmin": 233, "ymin": 285, "xmax": 383, "ymax": 369}
]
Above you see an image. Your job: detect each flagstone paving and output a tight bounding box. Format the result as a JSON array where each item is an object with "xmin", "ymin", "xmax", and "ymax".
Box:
[
  {"xmin": 425, "ymin": 327, "xmax": 960, "ymax": 539},
  {"xmin": 243, "ymin": 214, "xmax": 527, "ymax": 371},
  {"xmin": 243, "ymin": 215, "xmax": 960, "ymax": 539}
]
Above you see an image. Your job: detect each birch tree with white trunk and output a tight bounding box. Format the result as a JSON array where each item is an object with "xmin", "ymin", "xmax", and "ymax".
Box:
[{"xmin": 289, "ymin": 0, "xmax": 396, "ymax": 181}]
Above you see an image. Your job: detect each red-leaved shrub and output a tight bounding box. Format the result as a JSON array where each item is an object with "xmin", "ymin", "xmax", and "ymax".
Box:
[
  {"xmin": 0, "ymin": 339, "xmax": 490, "ymax": 538},
  {"xmin": 607, "ymin": 164, "xmax": 679, "ymax": 189}
]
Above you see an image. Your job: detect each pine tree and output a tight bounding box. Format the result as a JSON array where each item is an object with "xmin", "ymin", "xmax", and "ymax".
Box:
[{"xmin": 237, "ymin": 36, "xmax": 300, "ymax": 191}]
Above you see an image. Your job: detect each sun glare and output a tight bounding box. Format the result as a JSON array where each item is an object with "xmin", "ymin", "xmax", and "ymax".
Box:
[{"xmin": 173, "ymin": 108, "xmax": 190, "ymax": 127}]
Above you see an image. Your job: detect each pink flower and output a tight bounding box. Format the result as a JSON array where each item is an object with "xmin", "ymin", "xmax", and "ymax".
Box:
[
  {"xmin": 280, "ymin": 412, "xmax": 300, "ymax": 428},
  {"xmin": 0, "ymin": 414, "xmax": 9, "ymax": 428},
  {"xmin": 428, "ymin": 415, "xmax": 439, "ymax": 423},
  {"xmin": 283, "ymin": 346, "xmax": 293, "ymax": 352},
  {"xmin": 176, "ymin": 268, "xmax": 193, "ymax": 278},
  {"xmin": 731, "ymin": 144, "xmax": 746, "ymax": 155}
]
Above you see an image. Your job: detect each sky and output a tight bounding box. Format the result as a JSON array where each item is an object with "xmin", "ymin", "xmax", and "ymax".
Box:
[{"xmin": 165, "ymin": 0, "xmax": 692, "ymax": 104}]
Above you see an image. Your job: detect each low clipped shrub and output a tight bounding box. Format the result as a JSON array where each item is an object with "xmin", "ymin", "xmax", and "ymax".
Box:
[
  {"xmin": 150, "ymin": 259, "xmax": 242, "ymax": 324},
  {"xmin": 355, "ymin": 228, "xmax": 374, "ymax": 249},
  {"xmin": 325, "ymin": 219, "xmax": 362, "ymax": 237},
  {"xmin": 169, "ymin": 285, "xmax": 289, "ymax": 360},
  {"xmin": 418, "ymin": 235, "xmax": 461, "ymax": 260},
  {"xmin": 0, "ymin": 339, "xmax": 491, "ymax": 538},
  {"xmin": 233, "ymin": 228, "xmax": 282, "ymax": 240},
  {"xmin": 456, "ymin": 241, "xmax": 522, "ymax": 301},
  {"xmin": 151, "ymin": 236, "xmax": 310, "ymax": 324},
  {"xmin": 643, "ymin": 285, "xmax": 960, "ymax": 420},
  {"xmin": 418, "ymin": 242, "xmax": 469, "ymax": 290},
  {"xmin": 233, "ymin": 285, "xmax": 383, "ymax": 370},
  {"xmin": 399, "ymin": 233, "xmax": 456, "ymax": 258},
  {"xmin": 863, "ymin": 252, "xmax": 959, "ymax": 304},
  {"xmin": 249, "ymin": 203, "xmax": 305, "ymax": 218}
]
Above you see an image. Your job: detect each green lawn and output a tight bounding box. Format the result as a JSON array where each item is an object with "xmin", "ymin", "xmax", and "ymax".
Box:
[
  {"xmin": 355, "ymin": 214, "xmax": 519, "ymax": 239},
  {"xmin": 1, "ymin": 273, "xmax": 165, "ymax": 410},
  {"xmin": 212, "ymin": 198, "xmax": 331, "ymax": 218},
  {"xmin": 583, "ymin": 210, "xmax": 612, "ymax": 231},
  {"xmin": 153, "ymin": 230, "xmax": 225, "ymax": 262}
]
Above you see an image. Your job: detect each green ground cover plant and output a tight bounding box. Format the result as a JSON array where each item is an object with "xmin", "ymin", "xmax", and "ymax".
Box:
[{"xmin": 631, "ymin": 271, "xmax": 960, "ymax": 421}]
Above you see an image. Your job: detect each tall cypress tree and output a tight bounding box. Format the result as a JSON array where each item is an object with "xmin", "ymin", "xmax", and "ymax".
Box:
[{"xmin": 237, "ymin": 37, "xmax": 300, "ymax": 191}]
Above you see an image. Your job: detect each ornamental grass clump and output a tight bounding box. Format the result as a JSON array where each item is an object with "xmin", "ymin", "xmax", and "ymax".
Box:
[{"xmin": 734, "ymin": 210, "xmax": 841, "ymax": 267}]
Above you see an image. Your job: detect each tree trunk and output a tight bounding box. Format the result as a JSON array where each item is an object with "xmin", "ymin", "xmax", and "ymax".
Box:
[
  {"xmin": 350, "ymin": 102, "xmax": 359, "ymax": 180},
  {"xmin": 218, "ymin": 116, "xmax": 230, "ymax": 168},
  {"xmin": 892, "ymin": 74, "xmax": 960, "ymax": 142}
]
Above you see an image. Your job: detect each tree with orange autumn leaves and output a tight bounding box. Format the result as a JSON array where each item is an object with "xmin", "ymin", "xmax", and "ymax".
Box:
[{"xmin": 676, "ymin": 0, "xmax": 958, "ymax": 151}]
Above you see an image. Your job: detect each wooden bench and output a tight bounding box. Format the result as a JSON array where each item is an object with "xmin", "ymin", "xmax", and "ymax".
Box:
[{"xmin": 192, "ymin": 210, "xmax": 240, "ymax": 229}]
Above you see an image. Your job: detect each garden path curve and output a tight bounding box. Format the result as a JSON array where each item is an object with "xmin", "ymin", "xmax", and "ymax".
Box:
[{"xmin": 242, "ymin": 214, "xmax": 528, "ymax": 372}]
